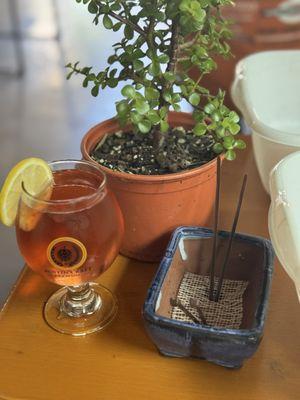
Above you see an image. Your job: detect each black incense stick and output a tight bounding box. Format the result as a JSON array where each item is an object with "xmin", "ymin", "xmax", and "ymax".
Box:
[
  {"xmin": 209, "ymin": 156, "xmax": 221, "ymax": 301},
  {"xmin": 214, "ymin": 174, "xmax": 248, "ymax": 302},
  {"xmin": 189, "ymin": 298, "xmax": 207, "ymax": 325},
  {"xmin": 170, "ymin": 298, "xmax": 201, "ymax": 324}
]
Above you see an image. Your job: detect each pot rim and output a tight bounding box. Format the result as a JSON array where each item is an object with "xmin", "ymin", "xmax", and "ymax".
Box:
[{"xmin": 81, "ymin": 111, "xmax": 223, "ymax": 183}]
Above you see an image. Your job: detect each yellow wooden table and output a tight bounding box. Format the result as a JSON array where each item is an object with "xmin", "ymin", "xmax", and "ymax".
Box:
[{"xmin": 0, "ymin": 137, "xmax": 299, "ymax": 400}]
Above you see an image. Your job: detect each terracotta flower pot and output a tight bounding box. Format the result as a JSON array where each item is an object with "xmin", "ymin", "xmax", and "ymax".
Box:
[{"xmin": 81, "ymin": 112, "xmax": 219, "ymax": 262}]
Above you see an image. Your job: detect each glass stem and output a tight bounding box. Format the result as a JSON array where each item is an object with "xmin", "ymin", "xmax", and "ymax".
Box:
[{"xmin": 60, "ymin": 283, "xmax": 102, "ymax": 318}]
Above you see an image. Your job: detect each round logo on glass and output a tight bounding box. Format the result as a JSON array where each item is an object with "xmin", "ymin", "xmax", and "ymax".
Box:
[{"xmin": 47, "ymin": 237, "xmax": 87, "ymax": 270}]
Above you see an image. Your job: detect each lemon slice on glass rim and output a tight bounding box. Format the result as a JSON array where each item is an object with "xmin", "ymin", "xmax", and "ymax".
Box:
[{"xmin": 0, "ymin": 158, "xmax": 53, "ymax": 229}]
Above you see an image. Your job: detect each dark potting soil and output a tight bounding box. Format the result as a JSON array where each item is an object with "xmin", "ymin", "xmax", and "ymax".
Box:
[{"xmin": 91, "ymin": 127, "xmax": 215, "ymax": 175}]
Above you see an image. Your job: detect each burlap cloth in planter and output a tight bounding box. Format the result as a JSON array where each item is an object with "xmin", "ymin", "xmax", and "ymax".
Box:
[{"xmin": 171, "ymin": 272, "xmax": 248, "ymax": 329}]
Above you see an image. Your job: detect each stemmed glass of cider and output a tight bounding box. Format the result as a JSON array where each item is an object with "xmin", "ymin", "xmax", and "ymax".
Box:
[{"xmin": 15, "ymin": 160, "xmax": 124, "ymax": 336}]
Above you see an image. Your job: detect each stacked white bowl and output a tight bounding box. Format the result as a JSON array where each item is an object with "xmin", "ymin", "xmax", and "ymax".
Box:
[{"xmin": 231, "ymin": 50, "xmax": 300, "ymax": 193}]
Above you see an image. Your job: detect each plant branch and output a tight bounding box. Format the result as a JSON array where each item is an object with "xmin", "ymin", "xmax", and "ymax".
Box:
[
  {"xmin": 193, "ymin": 73, "xmax": 204, "ymax": 90},
  {"xmin": 128, "ymin": 68, "xmax": 157, "ymax": 89},
  {"xmin": 166, "ymin": 20, "xmax": 180, "ymax": 75},
  {"xmin": 146, "ymin": 15, "xmax": 156, "ymax": 53},
  {"xmin": 157, "ymin": 18, "xmax": 180, "ymax": 110},
  {"xmin": 69, "ymin": 65, "xmax": 88, "ymax": 76},
  {"xmin": 152, "ymin": 18, "xmax": 180, "ymax": 149},
  {"xmin": 108, "ymin": 11, "xmax": 146, "ymax": 37},
  {"xmin": 182, "ymin": 92, "xmax": 212, "ymax": 109},
  {"xmin": 177, "ymin": 57, "xmax": 190, "ymax": 63},
  {"xmin": 178, "ymin": 36, "xmax": 198, "ymax": 50}
]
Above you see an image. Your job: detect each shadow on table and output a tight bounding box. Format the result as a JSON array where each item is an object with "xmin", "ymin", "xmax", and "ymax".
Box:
[{"xmin": 102, "ymin": 255, "xmax": 159, "ymax": 354}]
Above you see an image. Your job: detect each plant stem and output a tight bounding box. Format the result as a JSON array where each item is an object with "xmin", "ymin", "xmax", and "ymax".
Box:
[
  {"xmin": 128, "ymin": 68, "xmax": 147, "ymax": 86},
  {"xmin": 192, "ymin": 73, "xmax": 204, "ymax": 91},
  {"xmin": 167, "ymin": 20, "xmax": 180, "ymax": 75},
  {"xmin": 153, "ymin": 18, "xmax": 180, "ymax": 150},
  {"xmin": 107, "ymin": 11, "xmax": 146, "ymax": 37},
  {"xmin": 146, "ymin": 12, "xmax": 165, "ymax": 149},
  {"xmin": 178, "ymin": 33, "xmax": 199, "ymax": 50}
]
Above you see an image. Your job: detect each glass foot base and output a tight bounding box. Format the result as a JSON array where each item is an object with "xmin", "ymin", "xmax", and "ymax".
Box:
[{"xmin": 44, "ymin": 283, "xmax": 118, "ymax": 336}]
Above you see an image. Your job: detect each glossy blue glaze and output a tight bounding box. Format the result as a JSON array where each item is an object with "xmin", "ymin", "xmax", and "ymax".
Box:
[{"xmin": 143, "ymin": 227, "xmax": 274, "ymax": 368}]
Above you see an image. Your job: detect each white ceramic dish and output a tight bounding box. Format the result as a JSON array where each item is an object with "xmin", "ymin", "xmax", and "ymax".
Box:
[
  {"xmin": 231, "ymin": 50, "xmax": 300, "ymax": 193},
  {"xmin": 269, "ymin": 151, "xmax": 300, "ymax": 302}
]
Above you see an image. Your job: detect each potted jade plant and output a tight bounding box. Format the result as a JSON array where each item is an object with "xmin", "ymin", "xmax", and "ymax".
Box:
[{"xmin": 67, "ymin": 0, "xmax": 245, "ymax": 262}]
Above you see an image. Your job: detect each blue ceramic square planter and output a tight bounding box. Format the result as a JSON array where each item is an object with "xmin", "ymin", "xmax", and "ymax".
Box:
[{"xmin": 143, "ymin": 227, "xmax": 274, "ymax": 368}]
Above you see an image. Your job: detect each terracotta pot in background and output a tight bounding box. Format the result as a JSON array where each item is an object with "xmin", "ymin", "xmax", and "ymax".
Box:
[{"xmin": 81, "ymin": 112, "xmax": 219, "ymax": 262}]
